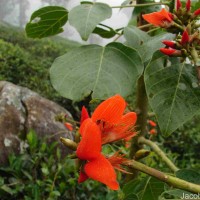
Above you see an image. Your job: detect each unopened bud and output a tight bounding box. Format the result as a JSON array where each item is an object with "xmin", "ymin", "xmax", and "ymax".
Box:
[
  {"xmin": 160, "ymin": 48, "xmax": 182, "ymax": 56},
  {"xmin": 162, "ymin": 40, "xmax": 176, "ymax": 48},
  {"xmin": 60, "ymin": 137, "xmax": 78, "ymax": 151},
  {"xmin": 194, "ymin": 8, "xmax": 200, "ymax": 16},
  {"xmin": 135, "ymin": 149, "xmax": 151, "ymax": 160},
  {"xmin": 186, "ymin": 0, "xmax": 191, "ymax": 11},
  {"xmin": 181, "ymin": 29, "xmax": 190, "ymax": 45},
  {"xmin": 176, "ymin": 0, "xmax": 182, "ymax": 11}
]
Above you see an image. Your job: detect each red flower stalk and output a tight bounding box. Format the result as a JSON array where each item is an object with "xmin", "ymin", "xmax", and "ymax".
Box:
[
  {"xmin": 76, "ymin": 118, "xmax": 119, "ymax": 190},
  {"xmin": 186, "ymin": 0, "xmax": 191, "ymax": 11},
  {"xmin": 142, "ymin": 8, "xmax": 173, "ymax": 27},
  {"xmin": 194, "ymin": 8, "xmax": 200, "ymax": 16},
  {"xmin": 176, "ymin": 0, "xmax": 182, "ymax": 11},
  {"xmin": 181, "ymin": 30, "xmax": 190, "ymax": 45},
  {"xmin": 81, "ymin": 95, "xmax": 137, "ymax": 144},
  {"xmin": 160, "ymin": 48, "xmax": 181, "ymax": 56},
  {"xmin": 162, "ymin": 40, "xmax": 176, "ymax": 48},
  {"xmin": 148, "ymin": 120, "xmax": 157, "ymax": 127}
]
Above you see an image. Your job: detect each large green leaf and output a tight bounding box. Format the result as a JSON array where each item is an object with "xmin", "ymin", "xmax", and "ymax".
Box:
[
  {"xmin": 139, "ymin": 177, "xmax": 165, "ymax": 200},
  {"xmin": 176, "ymin": 169, "xmax": 200, "ymax": 184},
  {"xmin": 145, "ymin": 52, "xmax": 200, "ymax": 136},
  {"xmin": 159, "ymin": 189, "xmax": 193, "ymax": 199},
  {"xmin": 50, "ymin": 42, "xmax": 143, "ymax": 101},
  {"xmin": 26, "ymin": 6, "xmax": 68, "ymax": 38},
  {"xmin": 69, "ymin": 2, "xmax": 112, "ymax": 41},
  {"xmin": 124, "ymin": 26, "xmax": 174, "ymax": 62},
  {"xmin": 123, "ymin": 177, "xmax": 164, "ymax": 200}
]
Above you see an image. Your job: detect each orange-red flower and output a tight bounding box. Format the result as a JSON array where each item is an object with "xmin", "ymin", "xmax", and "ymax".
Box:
[
  {"xmin": 81, "ymin": 95, "xmax": 137, "ymax": 144},
  {"xmin": 76, "ymin": 118, "xmax": 119, "ymax": 190},
  {"xmin": 76, "ymin": 95, "xmax": 137, "ymax": 190},
  {"xmin": 142, "ymin": 8, "xmax": 173, "ymax": 27}
]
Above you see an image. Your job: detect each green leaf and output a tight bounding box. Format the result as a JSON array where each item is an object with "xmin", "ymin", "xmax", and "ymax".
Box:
[
  {"xmin": 0, "ymin": 185, "xmax": 14, "ymax": 195},
  {"xmin": 123, "ymin": 177, "xmax": 164, "ymax": 200},
  {"xmin": 125, "ymin": 193, "xmax": 139, "ymax": 200},
  {"xmin": 69, "ymin": 2, "xmax": 112, "ymax": 40},
  {"xmin": 145, "ymin": 52, "xmax": 200, "ymax": 136},
  {"xmin": 160, "ymin": 189, "xmax": 193, "ymax": 199},
  {"xmin": 93, "ymin": 25, "xmax": 117, "ymax": 38},
  {"xmin": 124, "ymin": 26, "xmax": 174, "ymax": 62},
  {"xmin": 139, "ymin": 177, "xmax": 165, "ymax": 200},
  {"xmin": 26, "ymin": 6, "xmax": 68, "ymax": 38},
  {"xmin": 27, "ymin": 130, "xmax": 38, "ymax": 149},
  {"xmin": 176, "ymin": 169, "xmax": 200, "ymax": 184},
  {"xmin": 50, "ymin": 42, "xmax": 143, "ymax": 101}
]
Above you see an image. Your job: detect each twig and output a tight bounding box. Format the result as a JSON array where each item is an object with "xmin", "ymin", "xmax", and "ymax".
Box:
[
  {"xmin": 138, "ymin": 136, "xmax": 179, "ymax": 172},
  {"xmin": 123, "ymin": 159, "xmax": 200, "ymax": 194}
]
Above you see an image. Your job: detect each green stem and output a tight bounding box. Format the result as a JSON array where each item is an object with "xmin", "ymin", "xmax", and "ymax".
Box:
[
  {"xmin": 127, "ymin": 75, "xmax": 148, "ymax": 180},
  {"xmin": 111, "ymin": 2, "xmax": 169, "ymax": 9},
  {"xmin": 130, "ymin": 75, "xmax": 148, "ymax": 159},
  {"xmin": 138, "ymin": 136, "xmax": 179, "ymax": 172},
  {"xmin": 124, "ymin": 160, "xmax": 200, "ymax": 194}
]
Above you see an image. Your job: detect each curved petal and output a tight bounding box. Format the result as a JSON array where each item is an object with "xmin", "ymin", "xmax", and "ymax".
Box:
[
  {"xmin": 102, "ymin": 112, "xmax": 137, "ymax": 144},
  {"xmin": 84, "ymin": 154, "xmax": 119, "ymax": 190},
  {"xmin": 76, "ymin": 118, "xmax": 101, "ymax": 160},
  {"xmin": 80, "ymin": 106, "xmax": 90, "ymax": 125},
  {"xmin": 78, "ymin": 171, "xmax": 89, "ymax": 183},
  {"xmin": 92, "ymin": 95, "xmax": 126, "ymax": 124},
  {"xmin": 142, "ymin": 9, "xmax": 172, "ymax": 26}
]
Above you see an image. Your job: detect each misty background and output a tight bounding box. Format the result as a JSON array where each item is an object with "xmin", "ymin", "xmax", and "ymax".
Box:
[{"xmin": 0, "ymin": 0, "xmax": 133, "ymax": 44}]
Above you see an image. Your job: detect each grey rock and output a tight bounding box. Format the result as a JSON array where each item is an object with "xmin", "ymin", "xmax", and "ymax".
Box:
[{"xmin": 0, "ymin": 81, "xmax": 74, "ymax": 164}]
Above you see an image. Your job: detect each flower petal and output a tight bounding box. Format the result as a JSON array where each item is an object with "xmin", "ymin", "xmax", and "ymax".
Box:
[
  {"xmin": 84, "ymin": 154, "xmax": 119, "ymax": 190},
  {"xmin": 76, "ymin": 118, "xmax": 101, "ymax": 160},
  {"xmin": 102, "ymin": 112, "xmax": 137, "ymax": 144},
  {"xmin": 78, "ymin": 171, "xmax": 89, "ymax": 183},
  {"xmin": 92, "ymin": 95, "xmax": 126, "ymax": 124},
  {"xmin": 80, "ymin": 106, "xmax": 90, "ymax": 125},
  {"xmin": 142, "ymin": 8, "xmax": 173, "ymax": 27}
]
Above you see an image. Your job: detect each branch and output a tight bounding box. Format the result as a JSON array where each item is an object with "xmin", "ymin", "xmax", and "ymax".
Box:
[
  {"xmin": 111, "ymin": 2, "xmax": 169, "ymax": 9},
  {"xmin": 138, "ymin": 136, "xmax": 179, "ymax": 172},
  {"xmin": 123, "ymin": 160, "xmax": 200, "ymax": 194},
  {"xmin": 60, "ymin": 138, "xmax": 200, "ymax": 194}
]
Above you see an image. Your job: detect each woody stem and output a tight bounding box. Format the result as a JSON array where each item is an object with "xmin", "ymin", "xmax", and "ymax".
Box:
[
  {"xmin": 111, "ymin": 2, "xmax": 169, "ymax": 9},
  {"xmin": 128, "ymin": 75, "xmax": 148, "ymax": 179},
  {"xmin": 138, "ymin": 136, "xmax": 179, "ymax": 172},
  {"xmin": 123, "ymin": 160, "xmax": 200, "ymax": 194}
]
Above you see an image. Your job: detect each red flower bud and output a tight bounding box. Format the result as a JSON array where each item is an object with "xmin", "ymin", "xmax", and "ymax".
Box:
[
  {"xmin": 148, "ymin": 120, "xmax": 157, "ymax": 127},
  {"xmin": 160, "ymin": 48, "xmax": 176, "ymax": 55},
  {"xmin": 194, "ymin": 8, "xmax": 200, "ymax": 16},
  {"xmin": 186, "ymin": 0, "xmax": 191, "ymax": 11},
  {"xmin": 149, "ymin": 129, "xmax": 157, "ymax": 135},
  {"xmin": 64, "ymin": 122, "xmax": 73, "ymax": 131},
  {"xmin": 176, "ymin": 0, "xmax": 182, "ymax": 10},
  {"xmin": 162, "ymin": 40, "xmax": 176, "ymax": 48},
  {"xmin": 181, "ymin": 30, "xmax": 190, "ymax": 45}
]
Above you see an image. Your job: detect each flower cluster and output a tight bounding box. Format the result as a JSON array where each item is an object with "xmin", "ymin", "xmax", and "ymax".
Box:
[
  {"xmin": 143, "ymin": 0, "xmax": 200, "ymax": 63},
  {"xmin": 76, "ymin": 95, "xmax": 137, "ymax": 190}
]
